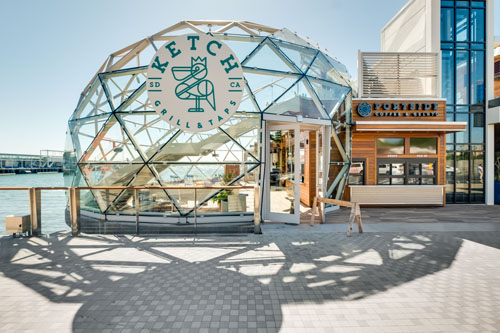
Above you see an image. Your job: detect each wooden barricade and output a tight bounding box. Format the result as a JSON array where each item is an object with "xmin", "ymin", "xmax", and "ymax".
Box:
[{"xmin": 310, "ymin": 197, "xmax": 363, "ymax": 236}]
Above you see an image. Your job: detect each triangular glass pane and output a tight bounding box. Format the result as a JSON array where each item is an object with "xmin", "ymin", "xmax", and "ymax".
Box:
[
  {"xmin": 117, "ymin": 86, "xmax": 149, "ymax": 112},
  {"xmin": 219, "ymin": 114, "xmax": 260, "ymax": 162},
  {"xmin": 308, "ymin": 78, "xmax": 350, "ymax": 118},
  {"xmin": 215, "ymin": 36, "xmax": 263, "ymax": 64},
  {"xmin": 79, "ymin": 163, "xmax": 143, "ymax": 212},
  {"xmin": 79, "ymin": 115, "xmax": 143, "ymax": 163},
  {"xmin": 272, "ymin": 38, "xmax": 318, "ymax": 73},
  {"xmin": 265, "ymin": 79, "xmax": 327, "ymax": 119},
  {"xmin": 244, "ymin": 42, "xmax": 298, "ymax": 73},
  {"xmin": 271, "ymin": 28, "xmax": 313, "ymax": 49},
  {"xmin": 116, "ymin": 113, "xmax": 178, "ymax": 160},
  {"xmin": 70, "ymin": 114, "xmax": 110, "ymax": 160},
  {"xmin": 102, "ymin": 69, "xmax": 147, "ymax": 110},
  {"xmin": 74, "ymin": 78, "xmax": 112, "ymax": 119},
  {"xmin": 306, "ymin": 53, "xmax": 349, "ymax": 86},
  {"xmin": 238, "ymin": 84, "xmax": 260, "ymax": 113},
  {"xmin": 244, "ymin": 72, "xmax": 298, "ymax": 111}
]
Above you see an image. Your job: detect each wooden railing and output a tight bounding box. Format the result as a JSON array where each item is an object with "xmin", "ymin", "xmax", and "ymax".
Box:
[{"xmin": 0, "ymin": 186, "xmax": 261, "ymax": 236}]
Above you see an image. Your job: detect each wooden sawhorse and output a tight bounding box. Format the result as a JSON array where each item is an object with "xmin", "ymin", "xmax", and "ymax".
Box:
[{"xmin": 310, "ymin": 197, "xmax": 363, "ymax": 236}]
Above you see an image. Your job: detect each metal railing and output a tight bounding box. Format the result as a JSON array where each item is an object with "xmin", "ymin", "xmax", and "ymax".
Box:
[{"xmin": 0, "ymin": 186, "xmax": 261, "ymax": 236}]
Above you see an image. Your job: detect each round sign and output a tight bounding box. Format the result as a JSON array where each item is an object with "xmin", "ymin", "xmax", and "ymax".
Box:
[
  {"xmin": 357, "ymin": 102, "xmax": 372, "ymax": 117},
  {"xmin": 146, "ymin": 34, "xmax": 244, "ymax": 133}
]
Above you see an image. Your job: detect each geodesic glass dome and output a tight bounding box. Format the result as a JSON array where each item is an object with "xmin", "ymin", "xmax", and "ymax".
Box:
[{"xmin": 65, "ymin": 20, "xmax": 352, "ymax": 220}]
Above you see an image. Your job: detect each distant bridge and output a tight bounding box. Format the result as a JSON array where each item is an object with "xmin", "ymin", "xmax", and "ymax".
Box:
[{"xmin": 0, "ymin": 150, "xmax": 64, "ymax": 174}]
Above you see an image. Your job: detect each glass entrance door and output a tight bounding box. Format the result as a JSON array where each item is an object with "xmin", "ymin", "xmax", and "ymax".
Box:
[{"xmin": 265, "ymin": 124, "xmax": 300, "ymax": 224}]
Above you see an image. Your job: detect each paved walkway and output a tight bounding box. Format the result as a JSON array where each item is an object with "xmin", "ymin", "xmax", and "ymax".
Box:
[{"xmin": 1, "ymin": 225, "xmax": 500, "ymax": 332}]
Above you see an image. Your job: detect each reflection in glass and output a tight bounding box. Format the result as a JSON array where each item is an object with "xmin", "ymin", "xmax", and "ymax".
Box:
[
  {"xmin": 470, "ymin": 9, "xmax": 485, "ymax": 42},
  {"xmin": 269, "ymin": 129, "xmax": 295, "ymax": 215},
  {"xmin": 446, "ymin": 153, "xmax": 455, "ymax": 202},
  {"xmin": 442, "ymin": 51, "xmax": 455, "ymax": 104},
  {"xmin": 470, "ymin": 50, "xmax": 484, "ymax": 105},
  {"xmin": 471, "ymin": 151, "xmax": 484, "ymax": 202},
  {"xmin": 456, "ymin": 152, "xmax": 470, "ymax": 202},
  {"xmin": 392, "ymin": 163, "xmax": 405, "ymax": 176},
  {"xmin": 441, "ymin": 8, "xmax": 454, "ymax": 41},
  {"xmin": 456, "ymin": 51, "xmax": 469, "ymax": 104},
  {"xmin": 410, "ymin": 138, "xmax": 437, "ymax": 154},
  {"xmin": 422, "ymin": 163, "xmax": 434, "ymax": 176},
  {"xmin": 455, "ymin": 113, "xmax": 469, "ymax": 143},
  {"xmin": 349, "ymin": 161, "xmax": 364, "ymax": 185},
  {"xmin": 456, "ymin": 8, "xmax": 469, "ymax": 41},
  {"xmin": 376, "ymin": 138, "xmax": 404, "ymax": 155},
  {"xmin": 378, "ymin": 163, "xmax": 391, "ymax": 175},
  {"xmin": 409, "ymin": 164, "xmax": 420, "ymax": 176}
]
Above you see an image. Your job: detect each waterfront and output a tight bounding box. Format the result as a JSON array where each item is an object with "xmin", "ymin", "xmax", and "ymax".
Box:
[{"xmin": 0, "ymin": 173, "xmax": 69, "ymax": 235}]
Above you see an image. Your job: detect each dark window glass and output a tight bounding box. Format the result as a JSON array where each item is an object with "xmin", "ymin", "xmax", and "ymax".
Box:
[
  {"xmin": 377, "ymin": 160, "xmax": 435, "ymax": 185},
  {"xmin": 410, "ymin": 138, "xmax": 437, "ymax": 154},
  {"xmin": 471, "ymin": 113, "xmax": 484, "ymax": 143},
  {"xmin": 471, "ymin": 1, "xmax": 485, "ymax": 8},
  {"xmin": 456, "ymin": 8, "xmax": 469, "ymax": 41},
  {"xmin": 470, "ymin": 9, "xmax": 485, "ymax": 41},
  {"xmin": 455, "ymin": 152, "xmax": 470, "ymax": 202},
  {"xmin": 442, "ymin": 50, "xmax": 455, "ymax": 104},
  {"xmin": 471, "ymin": 151, "xmax": 484, "ymax": 202},
  {"xmin": 442, "ymin": 1, "xmax": 454, "ymax": 6},
  {"xmin": 422, "ymin": 163, "xmax": 435, "ymax": 176},
  {"xmin": 376, "ymin": 138, "xmax": 404, "ymax": 155},
  {"xmin": 456, "ymin": 1, "xmax": 469, "ymax": 6},
  {"xmin": 441, "ymin": 8, "xmax": 454, "ymax": 41},
  {"xmin": 456, "ymin": 51, "xmax": 469, "ymax": 104},
  {"xmin": 470, "ymin": 50, "xmax": 484, "ymax": 104}
]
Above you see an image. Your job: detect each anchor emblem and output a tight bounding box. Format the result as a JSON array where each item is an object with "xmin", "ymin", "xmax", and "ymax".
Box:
[{"xmin": 171, "ymin": 57, "xmax": 216, "ymax": 112}]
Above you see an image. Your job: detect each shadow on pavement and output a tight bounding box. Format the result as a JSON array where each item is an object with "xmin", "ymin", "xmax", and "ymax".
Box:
[{"xmin": 0, "ymin": 230, "xmax": 476, "ymax": 331}]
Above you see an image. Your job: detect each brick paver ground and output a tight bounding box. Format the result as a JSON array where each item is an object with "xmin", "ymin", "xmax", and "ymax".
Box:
[{"xmin": 1, "ymin": 226, "xmax": 500, "ymax": 332}]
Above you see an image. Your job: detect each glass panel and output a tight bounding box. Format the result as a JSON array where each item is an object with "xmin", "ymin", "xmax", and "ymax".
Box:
[
  {"xmin": 409, "ymin": 163, "xmax": 421, "ymax": 176},
  {"xmin": 470, "ymin": 50, "xmax": 485, "ymax": 104},
  {"xmin": 73, "ymin": 78, "xmax": 112, "ymax": 119},
  {"xmin": 216, "ymin": 37, "xmax": 262, "ymax": 64},
  {"xmin": 442, "ymin": 50, "xmax": 455, "ymax": 104},
  {"xmin": 392, "ymin": 163, "xmax": 405, "ymax": 176},
  {"xmin": 378, "ymin": 177, "xmax": 390, "ymax": 185},
  {"xmin": 422, "ymin": 163, "xmax": 435, "ymax": 176},
  {"xmin": 376, "ymin": 138, "xmax": 404, "ymax": 155},
  {"xmin": 456, "ymin": 8, "xmax": 469, "ymax": 41},
  {"xmin": 349, "ymin": 161, "xmax": 364, "ymax": 185},
  {"xmin": 446, "ymin": 153, "xmax": 455, "ymax": 202},
  {"xmin": 244, "ymin": 73, "xmax": 297, "ymax": 112},
  {"xmin": 307, "ymin": 52, "xmax": 348, "ymax": 85},
  {"xmin": 441, "ymin": 1, "xmax": 454, "ymax": 6},
  {"xmin": 408, "ymin": 178, "xmax": 420, "ymax": 185},
  {"xmin": 410, "ymin": 138, "xmax": 437, "ymax": 154},
  {"xmin": 101, "ymin": 70, "xmax": 147, "ymax": 110},
  {"xmin": 378, "ymin": 163, "xmax": 391, "ymax": 175},
  {"xmin": 308, "ymin": 78, "xmax": 350, "ymax": 118},
  {"xmin": 471, "ymin": 151, "xmax": 484, "ymax": 202},
  {"xmin": 456, "ymin": 51, "xmax": 469, "ymax": 104},
  {"xmin": 456, "ymin": 1, "xmax": 469, "ymax": 6},
  {"xmin": 273, "ymin": 39, "xmax": 318, "ymax": 73},
  {"xmin": 446, "ymin": 112, "xmax": 455, "ymax": 144},
  {"xmin": 422, "ymin": 178, "xmax": 434, "ymax": 185},
  {"xmin": 471, "ymin": 1, "xmax": 485, "ymax": 7},
  {"xmin": 269, "ymin": 129, "xmax": 295, "ymax": 214},
  {"xmin": 245, "ymin": 42, "xmax": 299, "ymax": 73},
  {"xmin": 456, "ymin": 152, "xmax": 470, "ymax": 202},
  {"xmin": 441, "ymin": 8, "xmax": 454, "ymax": 42},
  {"xmin": 392, "ymin": 178, "xmax": 404, "ymax": 185},
  {"xmin": 471, "ymin": 112, "xmax": 484, "ymax": 143},
  {"xmin": 299, "ymin": 131, "xmax": 307, "ymax": 183},
  {"xmin": 470, "ymin": 9, "xmax": 485, "ymax": 42},
  {"xmin": 456, "ymin": 113, "xmax": 470, "ymax": 143}
]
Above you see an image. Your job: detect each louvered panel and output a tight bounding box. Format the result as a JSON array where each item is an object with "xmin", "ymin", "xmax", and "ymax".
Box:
[{"xmin": 360, "ymin": 52, "xmax": 439, "ymax": 98}]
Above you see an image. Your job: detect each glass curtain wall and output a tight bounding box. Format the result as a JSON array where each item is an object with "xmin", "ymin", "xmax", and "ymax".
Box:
[{"xmin": 441, "ymin": 0, "xmax": 486, "ymax": 203}]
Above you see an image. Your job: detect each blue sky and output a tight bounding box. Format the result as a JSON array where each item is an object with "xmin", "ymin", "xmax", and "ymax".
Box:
[{"xmin": 0, "ymin": 0, "xmax": 498, "ymax": 154}]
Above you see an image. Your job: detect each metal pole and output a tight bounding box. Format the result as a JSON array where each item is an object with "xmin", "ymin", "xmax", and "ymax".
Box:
[
  {"xmin": 134, "ymin": 189, "xmax": 140, "ymax": 235},
  {"xmin": 254, "ymin": 186, "xmax": 261, "ymax": 234},
  {"xmin": 70, "ymin": 188, "xmax": 81, "ymax": 236}
]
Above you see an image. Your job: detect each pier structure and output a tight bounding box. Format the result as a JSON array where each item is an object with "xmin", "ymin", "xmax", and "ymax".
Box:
[{"xmin": 0, "ymin": 150, "xmax": 64, "ymax": 174}]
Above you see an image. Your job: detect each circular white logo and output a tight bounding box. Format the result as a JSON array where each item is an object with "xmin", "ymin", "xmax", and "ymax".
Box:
[{"xmin": 146, "ymin": 34, "xmax": 244, "ymax": 133}]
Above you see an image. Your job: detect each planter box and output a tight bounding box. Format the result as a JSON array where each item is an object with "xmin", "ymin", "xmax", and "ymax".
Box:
[
  {"xmin": 6, "ymin": 215, "xmax": 30, "ymax": 234},
  {"xmin": 228, "ymin": 194, "xmax": 247, "ymax": 212}
]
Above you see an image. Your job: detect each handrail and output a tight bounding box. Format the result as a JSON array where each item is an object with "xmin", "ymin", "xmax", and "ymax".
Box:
[{"xmin": 0, "ymin": 185, "xmax": 262, "ymax": 236}]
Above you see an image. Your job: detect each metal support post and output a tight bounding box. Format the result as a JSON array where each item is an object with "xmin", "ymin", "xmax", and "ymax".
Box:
[
  {"xmin": 194, "ymin": 188, "xmax": 197, "ymax": 234},
  {"xmin": 29, "ymin": 188, "xmax": 42, "ymax": 236},
  {"xmin": 253, "ymin": 186, "xmax": 261, "ymax": 234},
  {"xmin": 69, "ymin": 188, "xmax": 80, "ymax": 236},
  {"xmin": 134, "ymin": 189, "xmax": 140, "ymax": 235}
]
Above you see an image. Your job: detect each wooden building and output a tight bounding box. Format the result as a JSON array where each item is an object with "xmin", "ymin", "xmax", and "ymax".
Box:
[{"xmin": 349, "ymin": 98, "xmax": 467, "ymax": 206}]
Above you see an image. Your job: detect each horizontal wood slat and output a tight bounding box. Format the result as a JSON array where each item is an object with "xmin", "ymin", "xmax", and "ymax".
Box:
[{"xmin": 350, "ymin": 185, "xmax": 444, "ymax": 205}]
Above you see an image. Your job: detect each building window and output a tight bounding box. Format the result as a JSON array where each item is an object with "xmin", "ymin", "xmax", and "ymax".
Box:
[
  {"xmin": 349, "ymin": 160, "xmax": 365, "ymax": 185},
  {"xmin": 376, "ymin": 138, "xmax": 405, "ymax": 155},
  {"xmin": 378, "ymin": 159, "xmax": 437, "ymax": 185},
  {"xmin": 409, "ymin": 138, "xmax": 437, "ymax": 154}
]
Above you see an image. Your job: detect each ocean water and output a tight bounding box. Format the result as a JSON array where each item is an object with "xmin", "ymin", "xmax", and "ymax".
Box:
[{"xmin": 0, "ymin": 173, "xmax": 70, "ymax": 235}]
